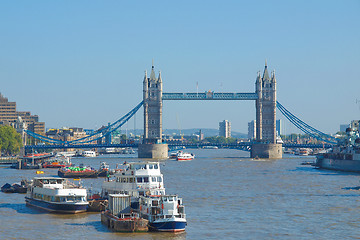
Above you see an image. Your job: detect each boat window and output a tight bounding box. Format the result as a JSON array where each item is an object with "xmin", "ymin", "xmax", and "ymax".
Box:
[
  {"xmin": 163, "ymin": 197, "xmax": 167, "ymax": 202},
  {"xmin": 144, "ymin": 165, "xmax": 148, "ymax": 169},
  {"xmin": 154, "ymin": 164, "xmax": 158, "ymax": 169},
  {"xmin": 152, "ymin": 200, "xmax": 158, "ymax": 206},
  {"xmin": 43, "ymin": 180, "xmax": 49, "ymax": 184},
  {"xmin": 129, "ymin": 178, "xmax": 134, "ymax": 183},
  {"xmin": 55, "ymin": 197, "xmax": 60, "ymax": 202},
  {"xmin": 168, "ymin": 196, "xmax": 173, "ymax": 201},
  {"xmin": 149, "ymin": 165, "xmax": 154, "ymax": 169},
  {"xmin": 56, "ymin": 180, "xmax": 62, "ymax": 184},
  {"xmin": 143, "ymin": 177, "xmax": 149, "ymax": 183},
  {"xmin": 137, "ymin": 177, "xmax": 143, "ymax": 183},
  {"xmin": 157, "ymin": 177, "xmax": 162, "ymax": 182},
  {"xmin": 121, "ymin": 177, "xmax": 126, "ymax": 183},
  {"xmin": 152, "ymin": 177, "xmax": 157, "ymax": 182},
  {"xmin": 50, "ymin": 179, "xmax": 57, "ymax": 184}
]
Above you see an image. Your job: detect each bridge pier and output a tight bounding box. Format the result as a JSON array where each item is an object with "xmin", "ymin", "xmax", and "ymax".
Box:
[
  {"xmin": 138, "ymin": 143, "xmax": 168, "ymax": 159},
  {"xmin": 251, "ymin": 143, "xmax": 282, "ymax": 159}
]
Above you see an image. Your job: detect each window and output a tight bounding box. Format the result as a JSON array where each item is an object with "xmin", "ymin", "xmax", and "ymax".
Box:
[
  {"xmin": 149, "ymin": 165, "xmax": 154, "ymax": 169},
  {"xmin": 137, "ymin": 177, "xmax": 143, "ymax": 183},
  {"xmin": 154, "ymin": 164, "xmax": 158, "ymax": 169},
  {"xmin": 152, "ymin": 177, "xmax": 157, "ymax": 182},
  {"xmin": 157, "ymin": 177, "xmax": 162, "ymax": 182},
  {"xmin": 144, "ymin": 177, "xmax": 149, "ymax": 183}
]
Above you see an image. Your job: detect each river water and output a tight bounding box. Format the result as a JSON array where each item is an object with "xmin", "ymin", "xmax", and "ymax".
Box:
[{"xmin": 1, "ymin": 149, "xmax": 360, "ymax": 240}]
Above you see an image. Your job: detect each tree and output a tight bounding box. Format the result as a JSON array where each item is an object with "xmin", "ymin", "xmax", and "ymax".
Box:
[{"xmin": 0, "ymin": 125, "xmax": 23, "ymax": 155}]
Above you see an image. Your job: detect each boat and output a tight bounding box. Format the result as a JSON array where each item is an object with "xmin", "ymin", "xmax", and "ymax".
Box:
[
  {"xmin": 139, "ymin": 194, "xmax": 186, "ymax": 232},
  {"xmin": 203, "ymin": 146, "xmax": 218, "ymax": 149},
  {"xmin": 315, "ymin": 125, "xmax": 360, "ymax": 172},
  {"xmin": 176, "ymin": 151, "xmax": 194, "ymax": 161},
  {"xmin": 58, "ymin": 164, "xmax": 98, "ymax": 178},
  {"xmin": 101, "ymin": 194, "xmax": 148, "ymax": 232},
  {"xmin": 42, "ymin": 156, "xmax": 72, "ymax": 168},
  {"xmin": 296, "ymin": 148, "xmax": 311, "ymax": 156},
  {"xmin": 82, "ymin": 150, "xmax": 97, "ymax": 157},
  {"xmin": 101, "ymin": 162, "xmax": 166, "ymax": 199},
  {"xmin": 25, "ymin": 177, "xmax": 89, "ymax": 213},
  {"xmin": 1, "ymin": 179, "xmax": 29, "ymax": 193},
  {"xmin": 169, "ymin": 152, "xmax": 179, "ymax": 159},
  {"xmin": 97, "ymin": 162, "xmax": 110, "ymax": 177}
]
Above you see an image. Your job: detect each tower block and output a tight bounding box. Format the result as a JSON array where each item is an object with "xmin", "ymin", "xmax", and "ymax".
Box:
[
  {"xmin": 251, "ymin": 62, "xmax": 282, "ymax": 158},
  {"xmin": 138, "ymin": 64, "xmax": 168, "ymax": 159}
]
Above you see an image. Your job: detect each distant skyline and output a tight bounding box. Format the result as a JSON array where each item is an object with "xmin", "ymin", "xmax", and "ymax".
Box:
[{"xmin": 1, "ymin": 1, "xmax": 359, "ymax": 135}]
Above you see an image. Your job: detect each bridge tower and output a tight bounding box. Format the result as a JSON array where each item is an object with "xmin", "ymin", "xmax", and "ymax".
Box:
[
  {"xmin": 251, "ymin": 61, "xmax": 282, "ymax": 158},
  {"xmin": 138, "ymin": 63, "xmax": 168, "ymax": 158}
]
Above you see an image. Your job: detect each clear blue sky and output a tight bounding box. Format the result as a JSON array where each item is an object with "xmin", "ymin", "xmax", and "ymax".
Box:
[{"xmin": 1, "ymin": 1, "xmax": 359, "ymax": 134}]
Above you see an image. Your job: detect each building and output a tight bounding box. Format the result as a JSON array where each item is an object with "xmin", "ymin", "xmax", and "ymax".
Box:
[
  {"xmin": 350, "ymin": 120, "xmax": 360, "ymax": 132},
  {"xmin": 0, "ymin": 93, "xmax": 45, "ymax": 143},
  {"xmin": 248, "ymin": 120, "xmax": 256, "ymax": 140},
  {"xmin": 219, "ymin": 120, "xmax": 231, "ymax": 138},
  {"xmin": 46, "ymin": 127, "xmax": 89, "ymax": 142},
  {"xmin": 276, "ymin": 119, "xmax": 283, "ymax": 136},
  {"xmin": 340, "ymin": 124, "xmax": 350, "ymax": 132}
]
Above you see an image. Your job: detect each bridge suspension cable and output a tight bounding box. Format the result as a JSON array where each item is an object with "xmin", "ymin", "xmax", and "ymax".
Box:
[
  {"xmin": 276, "ymin": 101, "xmax": 337, "ymax": 144},
  {"xmin": 25, "ymin": 101, "xmax": 144, "ymax": 145}
]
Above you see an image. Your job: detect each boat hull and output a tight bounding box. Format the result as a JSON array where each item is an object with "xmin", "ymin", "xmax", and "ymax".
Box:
[
  {"xmin": 316, "ymin": 157, "xmax": 360, "ymax": 172},
  {"xmin": 25, "ymin": 197, "xmax": 88, "ymax": 213},
  {"xmin": 58, "ymin": 170, "xmax": 98, "ymax": 178},
  {"xmin": 149, "ymin": 220, "xmax": 186, "ymax": 232}
]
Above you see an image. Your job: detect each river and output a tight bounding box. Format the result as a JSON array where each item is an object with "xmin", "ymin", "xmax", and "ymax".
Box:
[{"xmin": 1, "ymin": 149, "xmax": 360, "ymax": 239}]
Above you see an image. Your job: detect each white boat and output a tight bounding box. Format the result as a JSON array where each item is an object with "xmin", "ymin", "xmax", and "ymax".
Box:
[
  {"xmin": 139, "ymin": 194, "xmax": 186, "ymax": 232},
  {"xmin": 25, "ymin": 177, "xmax": 88, "ymax": 213},
  {"xmin": 82, "ymin": 150, "xmax": 97, "ymax": 157},
  {"xmin": 101, "ymin": 162, "xmax": 166, "ymax": 199},
  {"xmin": 176, "ymin": 151, "xmax": 194, "ymax": 161}
]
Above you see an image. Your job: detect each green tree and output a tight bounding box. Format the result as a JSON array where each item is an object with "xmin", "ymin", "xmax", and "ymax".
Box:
[{"xmin": 0, "ymin": 125, "xmax": 23, "ymax": 155}]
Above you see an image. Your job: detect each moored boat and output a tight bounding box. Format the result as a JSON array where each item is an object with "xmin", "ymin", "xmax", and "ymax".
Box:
[
  {"xmin": 97, "ymin": 162, "xmax": 110, "ymax": 177},
  {"xmin": 101, "ymin": 162, "xmax": 165, "ymax": 199},
  {"xmin": 42, "ymin": 156, "xmax": 72, "ymax": 168},
  {"xmin": 315, "ymin": 123, "xmax": 360, "ymax": 172},
  {"xmin": 101, "ymin": 194, "xmax": 148, "ymax": 232},
  {"xmin": 58, "ymin": 165, "xmax": 98, "ymax": 178},
  {"xmin": 25, "ymin": 177, "xmax": 88, "ymax": 213},
  {"xmin": 139, "ymin": 194, "xmax": 186, "ymax": 232}
]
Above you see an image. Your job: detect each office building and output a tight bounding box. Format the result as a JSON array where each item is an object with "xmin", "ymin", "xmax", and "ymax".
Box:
[{"xmin": 219, "ymin": 120, "xmax": 231, "ymax": 138}]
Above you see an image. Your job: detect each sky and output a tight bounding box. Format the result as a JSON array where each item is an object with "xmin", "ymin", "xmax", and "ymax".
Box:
[{"xmin": 0, "ymin": 1, "xmax": 359, "ymax": 135}]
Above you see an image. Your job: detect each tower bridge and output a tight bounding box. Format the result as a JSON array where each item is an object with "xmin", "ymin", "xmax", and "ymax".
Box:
[
  {"xmin": 24, "ymin": 62, "xmax": 337, "ymax": 158},
  {"xmin": 138, "ymin": 62, "xmax": 281, "ymax": 158}
]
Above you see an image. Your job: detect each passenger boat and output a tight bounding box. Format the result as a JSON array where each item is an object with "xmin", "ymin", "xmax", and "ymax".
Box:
[
  {"xmin": 101, "ymin": 162, "xmax": 165, "ymax": 199},
  {"xmin": 82, "ymin": 150, "xmax": 97, "ymax": 157},
  {"xmin": 176, "ymin": 151, "xmax": 194, "ymax": 161},
  {"xmin": 25, "ymin": 177, "xmax": 88, "ymax": 213},
  {"xmin": 58, "ymin": 165, "xmax": 98, "ymax": 178},
  {"xmin": 139, "ymin": 194, "xmax": 186, "ymax": 232},
  {"xmin": 315, "ymin": 124, "xmax": 360, "ymax": 172}
]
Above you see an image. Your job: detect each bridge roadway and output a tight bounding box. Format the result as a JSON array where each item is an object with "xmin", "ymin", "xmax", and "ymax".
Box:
[{"xmin": 24, "ymin": 142, "xmax": 333, "ymax": 150}]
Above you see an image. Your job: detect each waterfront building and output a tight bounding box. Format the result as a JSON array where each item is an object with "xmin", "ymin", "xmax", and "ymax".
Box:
[
  {"xmin": 219, "ymin": 120, "xmax": 231, "ymax": 138},
  {"xmin": 0, "ymin": 93, "xmax": 45, "ymax": 143},
  {"xmin": 46, "ymin": 127, "xmax": 91, "ymax": 144}
]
